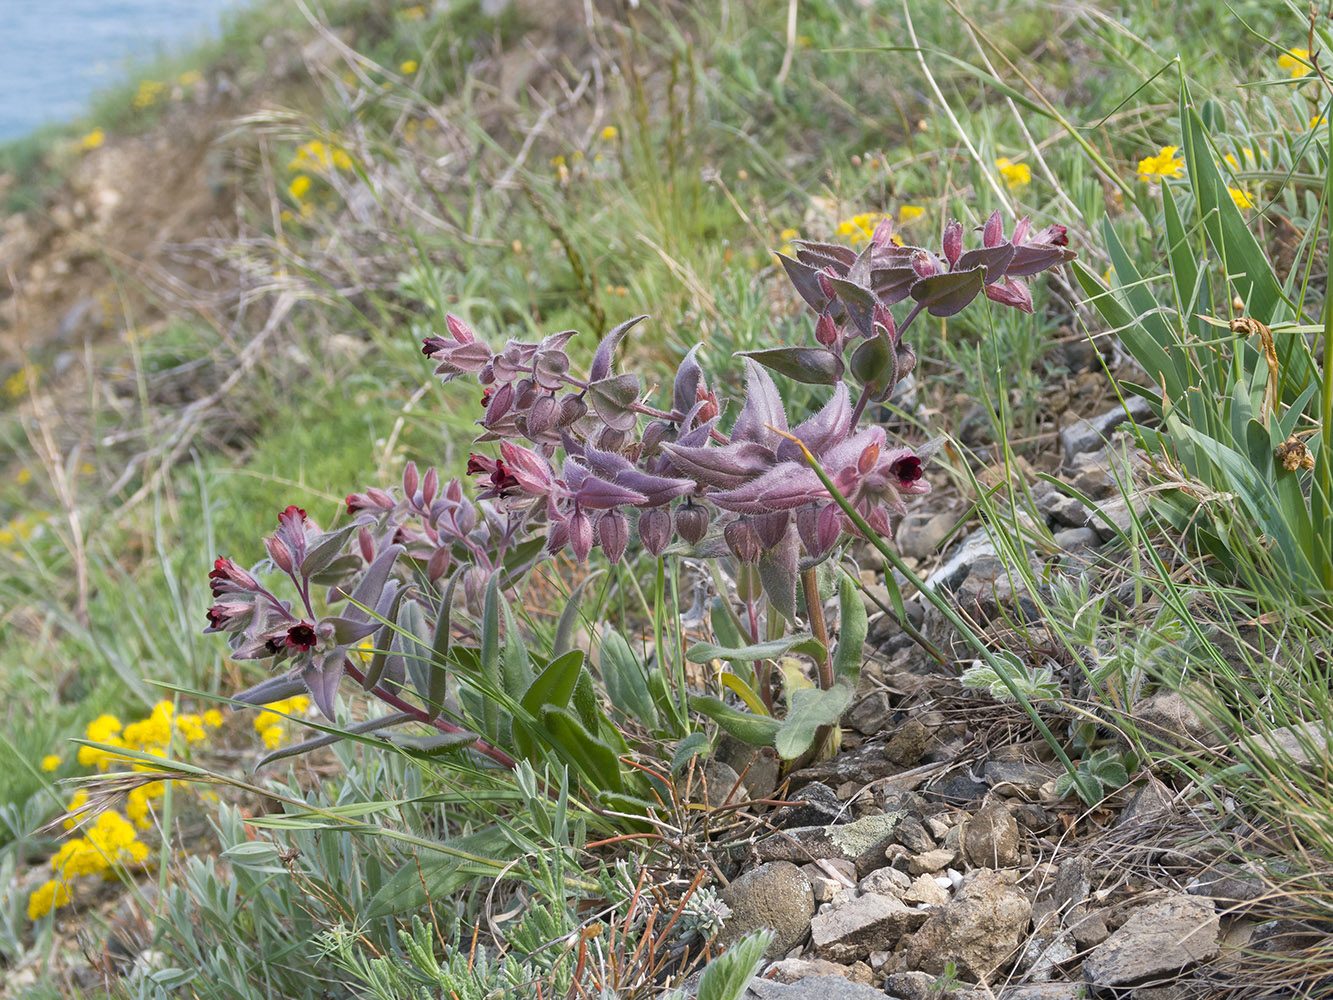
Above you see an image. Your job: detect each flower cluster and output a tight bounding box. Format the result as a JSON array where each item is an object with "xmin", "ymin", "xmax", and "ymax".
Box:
[
  {"xmin": 28, "ymin": 808, "xmax": 150, "ymax": 920},
  {"xmin": 1137, "ymin": 145, "xmax": 1185, "ymax": 181},
  {"xmin": 75, "ymin": 701, "xmax": 220, "ymax": 772},
  {"xmin": 204, "ymin": 209, "xmax": 1074, "ymax": 728},
  {"xmin": 253, "ymin": 695, "xmax": 312, "ymax": 749},
  {"xmin": 996, "ymin": 157, "xmax": 1031, "ymax": 188}
]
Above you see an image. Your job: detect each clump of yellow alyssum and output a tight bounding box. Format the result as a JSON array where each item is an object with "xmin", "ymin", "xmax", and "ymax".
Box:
[
  {"xmin": 133, "ymin": 80, "xmax": 166, "ymax": 109},
  {"xmin": 1136, "ymin": 146, "xmax": 1185, "ymax": 181},
  {"xmin": 253, "ymin": 696, "xmax": 311, "ymax": 750},
  {"xmin": 288, "ymin": 139, "xmax": 355, "ymax": 175},
  {"xmin": 76, "ymin": 701, "xmax": 218, "ymax": 772},
  {"xmin": 26, "ymin": 879, "xmax": 70, "ymax": 921},
  {"xmin": 996, "ymin": 157, "xmax": 1031, "ymax": 189},
  {"xmin": 1278, "ymin": 48, "xmax": 1312, "ymax": 78},
  {"xmin": 79, "ymin": 128, "xmax": 105, "ymax": 152},
  {"xmin": 835, "ymin": 211, "xmax": 885, "ymax": 246}
]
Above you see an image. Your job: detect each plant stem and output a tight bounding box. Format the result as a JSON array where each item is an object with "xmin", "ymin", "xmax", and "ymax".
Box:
[{"xmin": 801, "ymin": 568, "xmax": 835, "ymax": 690}]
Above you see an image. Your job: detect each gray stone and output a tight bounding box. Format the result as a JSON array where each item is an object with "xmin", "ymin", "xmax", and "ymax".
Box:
[
  {"xmin": 923, "ymin": 528, "xmax": 997, "ymax": 593},
  {"xmin": 1051, "ymin": 856, "xmax": 1090, "ymax": 910},
  {"xmin": 1052, "ymin": 526, "xmax": 1100, "ymax": 553},
  {"xmin": 1131, "ymin": 690, "xmax": 1215, "ymax": 751},
  {"xmin": 756, "ymin": 813, "xmax": 906, "ymax": 878},
  {"xmin": 1061, "ymin": 397, "xmax": 1152, "ymax": 463},
  {"xmin": 844, "ymin": 691, "xmax": 892, "ymax": 735},
  {"xmin": 1115, "ymin": 777, "xmax": 1175, "ymax": 830},
  {"xmin": 1018, "ymin": 929, "xmax": 1077, "ymax": 982},
  {"xmin": 766, "ymin": 957, "xmax": 852, "ymax": 984},
  {"xmin": 1185, "ymin": 868, "xmax": 1269, "ymax": 910},
  {"xmin": 1066, "ymin": 903, "xmax": 1110, "ymax": 948},
  {"xmin": 699, "ymin": 760, "xmax": 750, "ymax": 808},
  {"xmin": 858, "ymin": 866, "xmax": 911, "ymax": 897},
  {"xmin": 903, "ymin": 873, "xmax": 950, "ymax": 906},
  {"xmin": 928, "ymin": 770, "xmax": 989, "ymax": 804},
  {"xmin": 744, "ymin": 975, "xmax": 889, "ymax": 1000},
  {"xmin": 1087, "ymin": 493, "xmax": 1146, "ymax": 542},
  {"xmin": 810, "ymin": 890, "xmax": 928, "ymax": 963},
  {"xmin": 882, "ymin": 970, "xmax": 938, "ymax": 1000},
  {"xmin": 1083, "ymin": 894, "xmax": 1220, "ymax": 987},
  {"xmin": 716, "ymin": 736, "xmax": 781, "ymax": 800},
  {"xmin": 773, "ymin": 782, "xmax": 848, "ymax": 828},
  {"xmin": 908, "ymin": 848, "xmax": 958, "ymax": 874},
  {"xmin": 902, "ymin": 868, "xmax": 1032, "ymax": 981},
  {"xmin": 983, "ymin": 760, "xmax": 1059, "ymax": 801},
  {"xmin": 962, "ymin": 803, "xmax": 1021, "ymax": 869},
  {"xmin": 718, "ymin": 862, "xmax": 815, "ymax": 959},
  {"xmin": 894, "ymin": 815, "xmax": 936, "ymax": 854},
  {"xmin": 885, "ymin": 719, "xmax": 931, "ymax": 767},
  {"xmin": 896, "ymin": 511, "xmax": 955, "ymax": 560}
]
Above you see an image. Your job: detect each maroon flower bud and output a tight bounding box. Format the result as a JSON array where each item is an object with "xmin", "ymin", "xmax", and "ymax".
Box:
[
  {"xmin": 943, "ymin": 219, "xmax": 963, "ymax": 268},
  {"xmin": 209, "ymin": 556, "xmax": 260, "ymax": 597},
  {"xmin": 796, "ymin": 505, "xmax": 842, "ymax": 560},
  {"xmin": 463, "ymin": 566, "xmax": 489, "ymax": 612},
  {"xmin": 265, "ymin": 535, "xmax": 293, "ymax": 573},
  {"xmin": 637, "ymin": 506, "xmax": 672, "ymax": 556},
  {"xmin": 403, "ymin": 461, "xmax": 419, "ymax": 499},
  {"xmin": 358, "ymin": 526, "xmax": 375, "ymax": 563},
  {"xmin": 514, "ymin": 378, "xmax": 536, "ymax": 410},
  {"xmin": 479, "ymin": 362, "xmax": 495, "ymax": 385},
  {"xmin": 724, "ymin": 518, "xmax": 763, "ymax": 563},
  {"xmin": 912, "ymin": 251, "xmax": 940, "ymax": 279},
  {"xmin": 751, "ymin": 510, "xmax": 789, "ymax": 550},
  {"xmin": 559, "ymin": 394, "xmax": 589, "ymax": 426},
  {"xmin": 367, "ymin": 488, "xmax": 395, "ymax": 508},
  {"xmin": 546, "ymin": 517, "xmax": 569, "ymax": 556},
  {"xmin": 675, "ymin": 500, "xmax": 710, "ymax": 545},
  {"xmin": 445, "ymin": 313, "xmax": 475, "ymax": 344},
  {"xmin": 346, "ymin": 493, "xmax": 368, "ymax": 515},
  {"xmin": 818, "ymin": 266, "xmax": 837, "ymax": 299},
  {"xmin": 427, "ymin": 545, "xmax": 451, "ymax": 582},
  {"xmin": 982, "ymin": 209, "xmax": 1004, "ymax": 248},
  {"xmin": 205, "ymin": 600, "xmax": 250, "ymax": 632},
  {"xmin": 421, "ymin": 466, "xmax": 438, "ymax": 508},
  {"xmin": 485, "ymin": 383, "xmax": 514, "ymax": 424},
  {"xmin": 815, "ymin": 312, "xmax": 838, "ymax": 346},
  {"xmin": 640, "ymin": 420, "xmax": 671, "ymax": 455},
  {"xmin": 597, "ymin": 510, "xmax": 629, "ymax": 564},
  {"xmin": 857, "ymin": 440, "xmax": 880, "ymax": 476},
  {"xmin": 526, "ymin": 393, "xmax": 558, "ymax": 437},
  {"xmin": 695, "ymin": 385, "xmax": 720, "ymax": 424},
  {"xmin": 285, "ymin": 622, "xmax": 318, "ymax": 652},
  {"xmin": 597, "ymin": 426, "xmax": 628, "ymax": 452},
  {"xmin": 569, "ymin": 510, "xmax": 593, "ymax": 563}
]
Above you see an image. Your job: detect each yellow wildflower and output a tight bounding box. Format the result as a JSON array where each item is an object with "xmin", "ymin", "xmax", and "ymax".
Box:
[
  {"xmin": 41, "ymin": 755, "xmax": 61, "ymax": 772},
  {"xmin": 897, "ymin": 205, "xmax": 925, "ymax": 223},
  {"xmin": 288, "ymin": 140, "xmax": 354, "ymax": 174},
  {"xmin": 178, "ymin": 70, "xmax": 202, "ymax": 87},
  {"xmin": 835, "ymin": 212, "xmax": 884, "ymax": 246},
  {"xmin": 63, "ymin": 790, "xmax": 89, "ymax": 830},
  {"xmin": 133, "ymin": 80, "xmax": 166, "ymax": 109},
  {"xmin": 601, "ymin": 125, "xmax": 619, "ymax": 141},
  {"xmin": 27, "ymin": 879, "xmax": 71, "ymax": 920},
  {"xmin": 288, "ymin": 174, "xmax": 312, "ymax": 200},
  {"xmin": 1278, "ymin": 48, "xmax": 1312, "ymax": 78},
  {"xmin": 17, "ymin": 467, "xmax": 32, "ymax": 485},
  {"xmin": 1310, "ymin": 114, "xmax": 1327, "ymax": 130},
  {"xmin": 79, "ymin": 128, "xmax": 105, "ymax": 152},
  {"xmin": 400, "ymin": 4, "xmax": 426, "ymax": 18},
  {"xmin": 203, "ymin": 709, "xmax": 224, "ymax": 727},
  {"xmin": 400, "ymin": 59, "xmax": 418, "ymax": 74},
  {"xmin": 261, "ymin": 725, "xmax": 284, "ymax": 749},
  {"xmin": 1229, "ymin": 187, "xmax": 1255, "ymax": 209},
  {"xmin": 1136, "ymin": 146, "xmax": 1185, "ymax": 181},
  {"xmin": 996, "ymin": 158, "xmax": 1031, "ymax": 188}
]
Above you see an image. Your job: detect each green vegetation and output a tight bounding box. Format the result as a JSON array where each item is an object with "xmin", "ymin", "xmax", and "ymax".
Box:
[{"xmin": 1, "ymin": 0, "xmax": 1331, "ymax": 996}]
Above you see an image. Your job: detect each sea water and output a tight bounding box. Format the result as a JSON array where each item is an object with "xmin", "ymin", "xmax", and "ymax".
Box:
[{"xmin": 0, "ymin": 0, "xmax": 241, "ymax": 143}]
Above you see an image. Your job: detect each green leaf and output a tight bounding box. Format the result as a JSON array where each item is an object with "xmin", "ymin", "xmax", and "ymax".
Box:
[
  {"xmin": 670, "ymin": 732, "xmax": 712, "ymax": 774},
  {"xmin": 500, "ymin": 594, "xmax": 534, "ymax": 699},
  {"xmin": 552, "ymin": 571, "xmax": 604, "ymax": 657},
  {"xmin": 599, "ymin": 627, "xmax": 660, "ymax": 730},
  {"xmin": 694, "ymin": 929, "xmax": 773, "ymax": 1000},
  {"xmin": 831, "ymin": 571, "xmax": 868, "ymax": 688},
  {"xmin": 396, "ymin": 600, "xmax": 436, "ymax": 710},
  {"xmin": 541, "ymin": 706, "xmax": 624, "ymax": 793},
  {"xmin": 686, "ymin": 634, "xmax": 815, "ymax": 664},
  {"xmin": 690, "ymin": 695, "xmax": 782, "ymax": 748},
  {"xmin": 774, "ymin": 682, "xmax": 854, "ymax": 759},
  {"xmin": 520, "ymin": 649, "xmax": 586, "ymax": 717},
  {"xmin": 480, "ymin": 574, "xmax": 502, "ymax": 741},
  {"xmin": 426, "ymin": 572, "xmax": 459, "ymax": 721},
  {"xmin": 365, "ymin": 830, "xmax": 516, "ymax": 919}
]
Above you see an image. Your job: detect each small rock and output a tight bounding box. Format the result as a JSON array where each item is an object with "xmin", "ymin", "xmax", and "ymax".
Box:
[
  {"xmin": 903, "ymin": 873, "xmax": 950, "ymax": 906},
  {"xmin": 885, "ymin": 718, "xmax": 931, "ymax": 767},
  {"xmin": 1247, "ymin": 917, "xmax": 1327, "ymax": 952},
  {"xmin": 699, "ymin": 760, "xmax": 750, "ymax": 808},
  {"xmin": 766, "ymin": 957, "xmax": 853, "ymax": 984},
  {"xmin": 859, "ymin": 866, "xmax": 911, "ymax": 897},
  {"xmin": 896, "ymin": 511, "xmax": 954, "ymax": 560},
  {"xmin": 962, "ymin": 803, "xmax": 1021, "ymax": 869},
  {"xmin": 983, "ymin": 760, "xmax": 1059, "ymax": 801},
  {"xmin": 1185, "ymin": 868, "xmax": 1269, "ymax": 911},
  {"xmin": 756, "ymin": 813, "xmax": 906, "ymax": 879},
  {"xmin": 927, "ymin": 770, "xmax": 988, "ymax": 804},
  {"xmin": 718, "ymin": 862, "xmax": 815, "ymax": 959},
  {"xmin": 1115, "ymin": 777, "xmax": 1175, "ymax": 829},
  {"xmin": 810, "ymin": 891, "xmax": 928, "ymax": 963},
  {"xmin": 1052, "ymin": 526, "xmax": 1100, "ymax": 553},
  {"xmin": 716, "ymin": 737, "xmax": 781, "ymax": 799},
  {"xmin": 1087, "ymin": 493, "xmax": 1146, "ymax": 542},
  {"xmin": 1066, "ymin": 903, "xmax": 1110, "ymax": 948},
  {"xmin": 1061, "ymin": 398, "xmax": 1152, "ymax": 463},
  {"xmin": 773, "ymin": 783, "xmax": 848, "ymax": 828},
  {"xmin": 1131, "ymin": 690, "xmax": 1215, "ymax": 751},
  {"xmin": 1083, "ymin": 894, "xmax": 1220, "ymax": 988},
  {"xmin": 908, "ymin": 849, "xmax": 958, "ymax": 875},
  {"xmin": 902, "ymin": 868, "xmax": 1033, "ymax": 981},
  {"xmin": 882, "ymin": 971, "xmax": 938, "ymax": 1000},
  {"xmin": 844, "ymin": 691, "xmax": 892, "ymax": 735},
  {"xmin": 894, "ymin": 815, "xmax": 936, "ymax": 854},
  {"xmin": 1018, "ymin": 929, "xmax": 1077, "ymax": 982}
]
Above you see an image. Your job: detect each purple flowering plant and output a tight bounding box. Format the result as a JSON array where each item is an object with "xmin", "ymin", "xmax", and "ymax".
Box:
[{"xmin": 204, "ymin": 210, "xmax": 1074, "ymax": 779}]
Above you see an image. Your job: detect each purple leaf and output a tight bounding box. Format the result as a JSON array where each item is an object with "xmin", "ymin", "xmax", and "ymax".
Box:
[
  {"xmin": 909, "ymin": 266, "xmax": 986, "ymax": 317},
  {"xmin": 776, "ymin": 252, "xmax": 834, "ymax": 313},
  {"xmin": 827, "ymin": 276, "xmax": 877, "ymax": 337},
  {"xmin": 573, "ymin": 475, "xmax": 649, "ymax": 510},
  {"xmin": 730, "ymin": 360, "xmax": 787, "ymax": 446},
  {"xmin": 778, "ymin": 383, "xmax": 852, "ymax": 463},
  {"xmin": 588, "ymin": 315, "xmax": 648, "ymax": 383},
  {"xmin": 792, "ymin": 240, "xmax": 857, "ymax": 271},
  {"xmin": 870, "ymin": 265, "xmax": 919, "ymax": 305},
  {"xmin": 711, "ymin": 462, "xmax": 824, "ymax": 514},
  {"xmin": 303, "ymin": 653, "xmax": 346, "ymax": 720},
  {"xmin": 956, "ymin": 244, "xmax": 1016, "ymax": 284},
  {"xmin": 738, "ymin": 346, "xmax": 844, "ymax": 385},
  {"xmin": 587, "ymin": 374, "xmax": 641, "ymax": 433},
  {"xmin": 661, "ymin": 439, "xmax": 775, "ymax": 489},
  {"xmin": 672, "ymin": 344, "xmax": 704, "ymax": 416}
]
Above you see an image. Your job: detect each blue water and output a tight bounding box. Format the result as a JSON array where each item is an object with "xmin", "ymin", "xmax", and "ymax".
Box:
[{"xmin": 0, "ymin": 0, "xmax": 242, "ymax": 143}]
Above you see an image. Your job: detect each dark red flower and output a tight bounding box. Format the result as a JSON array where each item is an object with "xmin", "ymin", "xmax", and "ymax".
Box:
[
  {"xmin": 209, "ymin": 556, "xmax": 259, "ymax": 597},
  {"xmin": 421, "ymin": 335, "xmax": 449, "ymax": 356},
  {"xmin": 467, "ymin": 453, "xmax": 520, "ymax": 498},
  {"xmin": 890, "ymin": 454, "xmax": 923, "ymax": 486},
  {"xmin": 285, "ymin": 623, "xmax": 318, "ymax": 651},
  {"xmin": 480, "ymin": 387, "xmax": 495, "ymax": 408}
]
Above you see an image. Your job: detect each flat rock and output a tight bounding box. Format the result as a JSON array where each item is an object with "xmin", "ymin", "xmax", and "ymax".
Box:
[
  {"xmin": 885, "ymin": 718, "xmax": 931, "ymax": 767},
  {"xmin": 882, "ymin": 970, "xmax": 939, "ymax": 1000},
  {"xmin": 844, "ymin": 691, "xmax": 892, "ymax": 736},
  {"xmin": 1083, "ymin": 893, "xmax": 1219, "ymax": 987},
  {"xmin": 756, "ymin": 813, "xmax": 905, "ymax": 878},
  {"xmin": 895, "ymin": 511, "xmax": 954, "ymax": 560},
  {"xmin": 859, "ymin": 866, "xmax": 911, "ymax": 898},
  {"xmin": 1131, "ymin": 690, "xmax": 1216, "ymax": 751},
  {"xmin": 903, "ymin": 873, "xmax": 950, "ymax": 906},
  {"xmin": 744, "ymin": 975, "xmax": 889, "ymax": 1000},
  {"xmin": 983, "ymin": 760, "xmax": 1061, "ymax": 801},
  {"xmin": 908, "ymin": 848, "xmax": 958, "ymax": 874},
  {"xmin": 1061, "ymin": 397, "xmax": 1152, "ymax": 463},
  {"xmin": 894, "ymin": 814, "xmax": 935, "ymax": 854},
  {"xmin": 810, "ymin": 891, "xmax": 928, "ymax": 963},
  {"xmin": 773, "ymin": 782, "xmax": 849, "ymax": 828},
  {"xmin": 1115, "ymin": 777, "xmax": 1175, "ymax": 829},
  {"xmin": 902, "ymin": 868, "xmax": 1033, "ymax": 981},
  {"xmin": 718, "ymin": 861, "xmax": 815, "ymax": 959},
  {"xmin": 765, "ymin": 957, "xmax": 853, "ymax": 984}
]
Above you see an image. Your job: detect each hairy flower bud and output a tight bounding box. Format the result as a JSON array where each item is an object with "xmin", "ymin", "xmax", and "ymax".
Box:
[
  {"xmin": 526, "ymin": 393, "xmax": 558, "ymax": 437},
  {"xmin": 641, "ymin": 420, "xmax": 671, "ymax": 455},
  {"xmin": 358, "ymin": 526, "xmax": 375, "ymax": 563},
  {"xmin": 479, "ymin": 362, "xmax": 496, "ymax": 385},
  {"xmin": 724, "ymin": 518, "xmax": 762, "ymax": 563},
  {"xmin": 486, "ymin": 382, "xmax": 515, "ymax": 424},
  {"xmin": 943, "ymin": 219, "xmax": 963, "ymax": 267},
  {"xmin": 427, "ymin": 545, "xmax": 451, "ymax": 582},
  {"xmin": 597, "ymin": 426, "xmax": 628, "ymax": 452},
  {"xmin": 815, "ymin": 311, "xmax": 838, "ymax": 347},
  {"xmin": 597, "ymin": 510, "xmax": 629, "ymax": 564},
  {"xmin": 675, "ymin": 500, "xmax": 710, "ymax": 545},
  {"xmin": 569, "ymin": 510, "xmax": 593, "ymax": 563},
  {"xmin": 637, "ymin": 506, "xmax": 672, "ymax": 556},
  {"xmin": 751, "ymin": 510, "xmax": 790, "ymax": 550},
  {"xmin": 559, "ymin": 393, "xmax": 589, "ymax": 426},
  {"xmin": 265, "ymin": 535, "xmax": 293, "ymax": 573},
  {"xmin": 514, "ymin": 378, "xmax": 536, "ymax": 410},
  {"xmin": 403, "ymin": 461, "xmax": 420, "ymax": 499},
  {"xmin": 421, "ymin": 466, "xmax": 439, "ymax": 508}
]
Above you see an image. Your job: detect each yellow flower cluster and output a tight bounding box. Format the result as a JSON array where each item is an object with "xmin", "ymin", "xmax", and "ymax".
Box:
[
  {"xmin": 178, "ymin": 70, "xmax": 202, "ymax": 87},
  {"xmin": 835, "ymin": 211, "xmax": 885, "ymax": 245},
  {"xmin": 76, "ymin": 701, "xmax": 219, "ymax": 771},
  {"xmin": 996, "ymin": 157, "xmax": 1031, "ymax": 188},
  {"xmin": 1278, "ymin": 48, "xmax": 1312, "ymax": 78},
  {"xmin": 897, "ymin": 205, "xmax": 925, "ymax": 223},
  {"xmin": 601, "ymin": 125, "xmax": 618, "ymax": 141},
  {"xmin": 253, "ymin": 696, "xmax": 311, "ymax": 750},
  {"xmin": 26, "ymin": 879, "xmax": 70, "ymax": 920},
  {"xmin": 0, "ymin": 514, "xmax": 44, "ymax": 548},
  {"xmin": 288, "ymin": 139, "xmax": 355, "ymax": 174},
  {"xmin": 133, "ymin": 80, "xmax": 166, "ymax": 109},
  {"xmin": 400, "ymin": 59, "xmax": 419, "ymax": 75},
  {"xmin": 1136, "ymin": 145, "xmax": 1185, "ymax": 181},
  {"xmin": 29, "ymin": 805, "xmax": 150, "ymax": 920},
  {"xmin": 79, "ymin": 128, "xmax": 105, "ymax": 152},
  {"xmin": 3, "ymin": 364, "xmax": 41, "ymax": 400}
]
